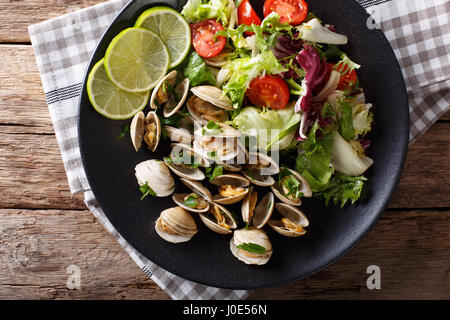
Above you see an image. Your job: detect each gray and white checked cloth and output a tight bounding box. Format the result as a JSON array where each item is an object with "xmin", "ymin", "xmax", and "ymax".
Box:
[{"xmin": 29, "ymin": 0, "xmax": 449, "ymax": 300}]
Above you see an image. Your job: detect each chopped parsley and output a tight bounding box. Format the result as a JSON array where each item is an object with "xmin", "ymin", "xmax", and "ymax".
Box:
[
  {"xmin": 117, "ymin": 124, "xmax": 130, "ymax": 140},
  {"xmin": 236, "ymin": 243, "xmax": 266, "ymax": 254},
  {"xmin": 139, "ymin": 182, "xmax": 156, "ymax": 200}
]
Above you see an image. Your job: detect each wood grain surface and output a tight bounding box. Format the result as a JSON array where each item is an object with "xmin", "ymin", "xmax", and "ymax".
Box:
[{"xmin": 0, "ymin": 1, "xmax": 448, "ymax": 300}]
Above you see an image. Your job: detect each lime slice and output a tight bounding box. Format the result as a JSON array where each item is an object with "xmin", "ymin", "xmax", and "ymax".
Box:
[
  {"xmin": 87, "ymin": 59, "xmax": 150, "ymax": 120},
  {"xmin": 105, "ymin": 27, "xmax": 169, "ymax": 92},
  {"xmin": 135, "ymin": 6, "xmax": 191, "ymax": 68}
]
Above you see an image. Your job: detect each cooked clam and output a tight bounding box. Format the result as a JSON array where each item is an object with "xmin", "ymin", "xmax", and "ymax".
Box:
[
  {"xmin": 271, "ymin": 167, "xmax": 312, "ymax": 206},
  {"xmin": 155, "ymin": 207, "xmax": 197, "ymax": 243},
  {"xmin": 163, "ymin": 126, "xmax": 193, "ymax": 144},
  {"xmin": 230, "ymin": 227, "xmax": 273, "ymax": 265},
  {"xmin": 199, "ymin": 203, "xmax": 237, "ymax": 235},
  {"xmin": 242, "ymin": 152, "xmax": 279, "ymax": 186},
  {"xmin": 130, "ymin": 111, "xmax": 145, "ymax": 152},
  {"xmin": 241, "ymin": 186, "xmax": 257, "ymax": 224},
  {"xmin": 268, "ymin": 203, "xmax": 309, "ymax": 237},
  {"xmin": 211, "ymin": 174, "xmax": 250, "ymax": 205},
  {"xmin": 172, "ymin": 178, "xmax": 212, "ymax": 213},
  {"xmin": 187, "ymin": 86, "xmax": 233, "ymax": 125},
  {"xmin": 135, "ymin": 160, "xmax": 174, "ymax": 197},
  {"xmin": 164, "ymin": 143, "xmax": 210, "ymax": 181},
  {"xmin": 252, "ymin": 192, "xmax": 275, "ymax": 229},
  {"xmin": 150, "ymin": 71, "xmax": 189, "ymax": 118},
  {"xmin": 130, "ymin": 111, "xmax": 161, "ymax": 152},
  {"xmin": 193, "ymin": 124, "xmax": 241, "ymax": 162}
]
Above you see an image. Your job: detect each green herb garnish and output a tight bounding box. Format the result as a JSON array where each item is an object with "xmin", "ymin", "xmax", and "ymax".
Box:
[
  {"xmin": 139, "ymin": 182, "xmax": 156, "ymax": 200},
  {"xmin": 207, "ymin": 151, "xmax": 218, "ymax": 159},
  {"xmin": 205, "ymin": 164, "xmax": 223, "ymax": 182},
  {"xmin": 236, "ymin": 243, "xmax": 266, "ymax": 254},
  {"xmin": 117, "ymin": 124, "xmax": 130, "ymax": 140},
  {"xmin": 184, "ymin": 194, "xmax": 199, "ymax": 208}
]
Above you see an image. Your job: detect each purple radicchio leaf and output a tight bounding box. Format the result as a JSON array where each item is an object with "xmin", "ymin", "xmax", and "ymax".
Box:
[{"xmin": 294, "ymin": 45, "xmax": 328, "ymax": 139}]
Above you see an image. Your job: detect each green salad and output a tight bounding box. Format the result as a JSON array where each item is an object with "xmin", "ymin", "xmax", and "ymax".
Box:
[{"xmin": 87, "ymin": 0, "xmax": 375, "ymax": 266}]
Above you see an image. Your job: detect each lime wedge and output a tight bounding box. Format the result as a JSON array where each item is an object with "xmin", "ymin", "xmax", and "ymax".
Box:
[
  {"xmin": 135, "ymin": 6, "xmax": 191, "ymax": 68},
  {"xmin": 105, "ymin": 27, "xmax": 169, "ymax": 92},
  {"xmin": 87, "ymin": 59, "xmax": 150, "ymax": 120}
]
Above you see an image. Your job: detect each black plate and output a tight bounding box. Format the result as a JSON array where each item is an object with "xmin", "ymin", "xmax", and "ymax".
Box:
[{"xmin": 78, "ymin": 0, "xmax": 409, "ymax": 289}]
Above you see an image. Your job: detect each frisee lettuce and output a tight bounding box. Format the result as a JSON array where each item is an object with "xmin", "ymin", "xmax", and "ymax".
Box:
[
  {"xmin": 315, "ymin": 173, "xmax": 366, "ymax": 207},
  {"xmin": 222, "ymin": 50, "xmax": 287, "ymax": 108},
  {"xmin": 181, "ymin": 0, "xmax": 232, "ymax": 25}
]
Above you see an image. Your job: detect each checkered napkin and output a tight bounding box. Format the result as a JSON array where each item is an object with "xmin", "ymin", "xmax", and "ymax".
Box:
[{"xmin": 28, "ymin": 0, "xmax": 449, "ymax": 300}]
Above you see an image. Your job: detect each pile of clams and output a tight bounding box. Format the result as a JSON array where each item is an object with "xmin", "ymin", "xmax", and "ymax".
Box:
[{"xmin": 128, "ymin": 69, "xmax": 312, "ymax": 266}]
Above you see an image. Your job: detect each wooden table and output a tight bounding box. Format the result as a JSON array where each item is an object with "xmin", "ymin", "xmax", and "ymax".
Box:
[{"xmin": 0, "ymin": 1, "xmax": 449, "ymax": 300}]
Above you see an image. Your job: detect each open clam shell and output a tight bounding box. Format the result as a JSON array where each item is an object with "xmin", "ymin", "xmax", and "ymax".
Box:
[
  {"xmin": 242, "ymin": 169, "xmax": 275, "ymax": 187},
  {"xmin": 170, "ymin": 143, "xmax": 211, "ymax": 168},
  {"xmin": 150, "ymin": 71, "xmax": 189, "ymax": 116},
  {"xmin": 130, "ymin": 111, "xmax": 161, "ymax": 152},
  {"xmin": 268, "ymin": 203, "xmax": 309, "ymax": 237},
  {"xmin": 252, "ymin": 192, "xmax": 275, "ymax": 229},
  {"xmin": 164, "ymin": 157, "xmax": 205, "ymax": 181},
  {"xmin": 155, "ymin": 207, "xmax": 197, "ymax": 243},
  {"xmin": 216, "ymin": 139, "xmax": 248, "ymax": 171},
  {"xmin": 230, "ymin": 227, "xmax": 273, "ymax": 265},
  {"xmin": 163, "ymin": 78, "xmax": 190, "ymax": 118},
  {"xmin": 187, "ymin": 86, "xmax": 233, "ymax": 125},
  {"xmin": 246, "ymin": 152, "xmax": 280, "ymax": 175},
  {"xmin": 241, "ymin": 186, "xmax": 257, "ymax": 224},
  {"xmin": 190, "ymin": 86, "xmax": 233, "ymax": 110},
  {"xmin": 130, "ymin": 111, "xmax": 145, "ymax": 152},
  {"xmin": 241, "ymin": 189, "xmax": 275, "ymax": 228},
  {"xmin": 144, "ymin": 111, "xmax": 161, "ymax": 152},
  {"xmin": 172, "ymin": 179, "xmax": 212, "ymax": 213},
  {"xmin": 211, "ymin": 174, "xmax": 250, "ymax": 205},
  {"xmin": 135, "ymin": 160, "xmax": 174, "ymax": 197},
  {"xmin": 163, "ymin": 126, "xmax": 193, "ymax": 144},
  {"xmin": 193, "ymin": 135, "xmax": 240, "ymax": 162},
  {"xmin": 199, "ymin": 203, "xmax": 237, "ymax": 235},
  {"xmin": 271, "ymin": 168, "xmax": 312, "ymax": 206}
]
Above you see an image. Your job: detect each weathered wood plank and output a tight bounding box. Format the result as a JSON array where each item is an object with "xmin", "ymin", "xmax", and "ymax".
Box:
[
  {"xmin": 0, "ymin": 1, "xmax": 105, "ymax": 43},
  {"xmin": 0, "ymin": 132, "xmax": 85, "ymax": 209},
  {"xmin": 0, "ymin": 208, "xmax": 447, "ymax": 299},
  {"xmin": 0, "ymin": 208, "xmax": 169, "ymax": 299},
  {"xmin": 0, "ymin": 45, "xmax": 53, "ymax": 133},
  {"xmin": 390, "ymin": 122, "xmax": 450, "ymax": 208}
]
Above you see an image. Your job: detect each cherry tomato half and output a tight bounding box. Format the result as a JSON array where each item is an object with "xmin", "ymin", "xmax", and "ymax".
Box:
[
  {"xmin": 190, "ymin": 19, "xmax": 226, "ymax": 58},
  {"xmin": 238, "ymin": 0, "xmax": 262, "ymax": 35},
  {"xmin": 246, "ymin": 75, "xmax": 290, "ymax": 109},
  {"xmin": 327, "ymin": 63, "xmax": 358, "ymax": 91},
  {"xmin": 263, "ymin": 0, "xmax": 308, "ymax": 26}
]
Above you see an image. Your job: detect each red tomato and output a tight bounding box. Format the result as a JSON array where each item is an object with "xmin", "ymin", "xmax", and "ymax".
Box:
[
  {"xmin": 327, "ymin": 63, "xmax": 358, "ymax": 91},
  {"xmin": 263, "ymin": 0, "xmax": 308, "ymax": 25},
  {"xmin": 190, "ymin": 19, "xmax": 226, "ymax": 58},
  {"xmin": 238, "ymin": 0, "xmax": 262, "ymax": 35},
  {"xmin": 246, "ymin": 75, "xmax": 290, "ymax": 109}
]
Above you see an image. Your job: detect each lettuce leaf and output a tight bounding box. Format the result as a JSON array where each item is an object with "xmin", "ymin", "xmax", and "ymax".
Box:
[
  {"xmin": 232, "ymin": 105, "xmax": 300, "ymax": 150},
  {"xmin": 222, "ymin": 50, "xmax": 287, "ymax": 108},
  {"xmin": 183, "ymin": 51, "xmax": 216, "ymax": 86},
  {"xmin": 295, "ymin": 121, "xmax": 335, "ymax": 192},
  {"xmin": 315, "ymin": 173, "xmax": 366, "ymax": 207},
  {"xmin": 353, "ymin": 103, "xmax": 373, "ymax": 137},
  {"xmin": 181, "ymin": 0, "xmax": 232, "ymax": 25},
  {"xmin": 331, "ymin": 131, "xmax": 373, "ymax": 176},
  {"xmin": 338, "ymin": 101, "xmax": 355, "ymax": 141}
]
